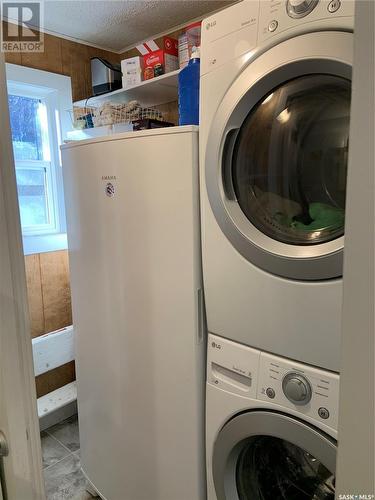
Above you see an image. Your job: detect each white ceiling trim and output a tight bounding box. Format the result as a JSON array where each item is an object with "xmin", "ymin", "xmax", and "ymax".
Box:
[{"xmin": 3, "ymin": 17, "xmax": 122, "ymax": 53}]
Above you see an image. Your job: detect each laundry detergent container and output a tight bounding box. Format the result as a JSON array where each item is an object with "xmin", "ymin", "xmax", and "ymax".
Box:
[{"xmin": 178, "ymin": 49, "xmax": 200, "ymax": 125}]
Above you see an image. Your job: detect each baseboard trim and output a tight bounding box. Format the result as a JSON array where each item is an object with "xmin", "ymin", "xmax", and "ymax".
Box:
[
  {"xmin": 32, "ymin": 325, "xmax": 74, "ymax": 376},
  {"xmin": 38, "ymin": 381, "xmax": 78, "ymax": 431}
]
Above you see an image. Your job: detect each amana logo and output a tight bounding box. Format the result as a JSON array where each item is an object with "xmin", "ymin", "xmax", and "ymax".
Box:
[{"xmin": 105, "ymin": 182, "xmax": 115, "ymax": 197}]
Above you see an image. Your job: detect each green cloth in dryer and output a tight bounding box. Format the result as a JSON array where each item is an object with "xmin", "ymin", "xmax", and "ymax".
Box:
[{"xmin": 292, "ymin": 203, "xmax": 345, "ymax": 231}]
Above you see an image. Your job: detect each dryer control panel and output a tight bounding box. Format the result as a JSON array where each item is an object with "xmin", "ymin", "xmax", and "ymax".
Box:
[
  {"xmin": 258, "ymin": 0, "xmax": 354, "ymax": 44},
  {"xmin": 200, "ymin": 0, "xmax": 260, "ymax": 76},
  {"xmin": 207, "ymin": 334, "xmax": 339, "ymax": 431},
  {"xmin": 200, "ymin": 0, "xmax": 354, "ymax": 76}
]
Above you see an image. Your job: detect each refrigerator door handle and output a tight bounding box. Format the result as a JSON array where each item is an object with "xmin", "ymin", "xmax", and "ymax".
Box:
[
  {"xmin": 197, "ymin": 288, "xmax": 205, "ymax": 344},
  {"xmin": 0, "ymin": 431, "xmax": 9, "ymax": 500}
]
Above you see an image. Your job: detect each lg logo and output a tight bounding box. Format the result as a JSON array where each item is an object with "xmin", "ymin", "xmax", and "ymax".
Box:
[
  {"xmin": 205, "ymin": 20, "xmax": 216, "ymax": 30},
  {"xmin": 211, "ymin": 341, "xmax": 221, "ymax": 350}
]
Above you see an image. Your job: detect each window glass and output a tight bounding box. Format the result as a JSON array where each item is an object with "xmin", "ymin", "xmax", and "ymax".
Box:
[
  {"xmin": 232, "ymin": 75, "xmax": 351, "ymax": 246},
  {"xmin": 15, "ymin": 168, "xmax": 49, "ymax": 227},
  {"xmin": 8, "ymin": 94, "xmax": 50, "ymax": 161},
  {"xmin": 236, "ymin": 436, "xmax": 335, "ymax": 499},
  {"xmin": 8, "ymin": 93, "xmax": 54, "ymax": 234}
]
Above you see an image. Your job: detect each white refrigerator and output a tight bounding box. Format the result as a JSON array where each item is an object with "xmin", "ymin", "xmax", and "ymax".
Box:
[{"xmin": 61, "ymin": 126, "xmax": 205, "ymax": 500}]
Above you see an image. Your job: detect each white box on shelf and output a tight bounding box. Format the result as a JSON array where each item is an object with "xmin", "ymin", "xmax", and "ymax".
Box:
[
  {"xmin": 112, "ymin": 122, "xmax": 134, "ymax": 134},
  {"xmin": 121, "ymin": 56, "xmax": 144, "ymax": 89},
  {"xmin": 66, "ymin": 123, "xmax": 134, "ymax": 141},
  {"xmin": 67, "ymin": 126, "xmax": 113, "ymax": 140}
]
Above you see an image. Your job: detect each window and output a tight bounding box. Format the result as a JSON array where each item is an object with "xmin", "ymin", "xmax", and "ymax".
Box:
[
  {"xmin": 6, "ymin": 64, "xmax": 72, "ymax": 254},
  {"xmin": 9, "ymin": 94, "xmax": 57, "ymax": 234}
]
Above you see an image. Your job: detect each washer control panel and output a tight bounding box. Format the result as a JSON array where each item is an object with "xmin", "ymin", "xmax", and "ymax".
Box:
[
  {"xmin": 207, "ymin": 334, "xmax": 339, "ymax": 431},
  {"xmin": 207, "ymin": 334, "xmax": 260, "ymax": 399},
  {"xmin": 282, "ymin": 372, "xmax": 312, "ymax": 405},
  {"xmin": 258, "ymin": 351, "xmax": 339, "ymax": 430}
]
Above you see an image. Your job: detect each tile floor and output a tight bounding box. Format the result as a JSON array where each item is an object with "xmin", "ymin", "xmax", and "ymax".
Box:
[{"xmin": 41, "ymin": 415, "xmax": 99, "ymax": 500}]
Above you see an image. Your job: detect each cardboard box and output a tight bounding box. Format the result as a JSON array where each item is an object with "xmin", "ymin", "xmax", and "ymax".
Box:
[
  {"xmin": 179, "ymin": 22, "xmax": 201, "ymax": 69},
  {"xmin": 137, "ymin": 37, "xmax": 178, "ymax": 80},
  {"xmin": 121, "ymin": 56, "xmax": 144, "ymax": 89}
]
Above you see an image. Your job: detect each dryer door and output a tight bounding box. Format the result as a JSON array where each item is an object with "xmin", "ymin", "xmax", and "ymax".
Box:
[
  {"xmin": 205, "ymin": 31, "xmax": 352, "ymax": 280},
  {"xmin": 212, "ymin": 411, "xmax": 337, "ymax": 500}
]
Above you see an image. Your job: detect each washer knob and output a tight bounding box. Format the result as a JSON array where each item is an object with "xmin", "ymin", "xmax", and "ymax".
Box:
[
  {"xmin": 286, "ymin": 0, "xmax": 319, "ymax": 18},
  {"xmin": 282, "ymin": 372, "xmax": 312, "ymax": 405}
]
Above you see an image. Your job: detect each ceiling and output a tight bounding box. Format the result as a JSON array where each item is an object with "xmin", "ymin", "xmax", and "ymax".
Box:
[{"xmin": 6, "ymin": 0, "xmax": 236, "ymax": 53}]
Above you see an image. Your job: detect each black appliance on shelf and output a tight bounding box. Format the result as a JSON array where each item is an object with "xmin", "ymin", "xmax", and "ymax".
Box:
[{"xmin": 91, "ymin": 57, "xmax": 122, "ymax": 96}]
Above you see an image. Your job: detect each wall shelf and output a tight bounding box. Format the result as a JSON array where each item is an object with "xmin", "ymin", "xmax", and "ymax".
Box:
[{"xmin": 74, "ymin": 69, "xmax": 180, "ymax": 108}]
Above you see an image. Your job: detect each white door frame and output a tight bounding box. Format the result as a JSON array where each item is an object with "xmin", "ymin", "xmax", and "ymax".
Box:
[
  {"xmin": 336, "ymin": 0, "xmax": 375, "ymax": 496},
  {"xmin": 0, "ymin": 52, "xmax": 45, "ymax": 499}
]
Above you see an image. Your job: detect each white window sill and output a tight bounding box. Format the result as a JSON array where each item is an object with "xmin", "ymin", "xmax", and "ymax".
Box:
[{"xmin": 22, "ymin": 233, "xmax": 68, "ymax": 255}]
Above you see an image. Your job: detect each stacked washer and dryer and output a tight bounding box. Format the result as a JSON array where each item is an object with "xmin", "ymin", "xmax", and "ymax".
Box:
[{"xmin": 199, "ymin": 1, "xmax": 354, "ymax": 499}]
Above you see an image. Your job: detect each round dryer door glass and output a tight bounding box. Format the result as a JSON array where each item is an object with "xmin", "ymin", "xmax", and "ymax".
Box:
[
  {"xmin": 236, "ymin": 436, "xmax": 335, "ymax": 499},
  {"xmin": 232, "ymin": 74, "xmax": 351, "ymax": 246}
]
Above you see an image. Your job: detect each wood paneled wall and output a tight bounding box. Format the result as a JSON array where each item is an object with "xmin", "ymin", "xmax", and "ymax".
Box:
[
  {"xmin": 25, "ymin": 250, "xmax": 72, "ymax": 338},
  {"xmin": 2, "ymin": 21, "xmax": 122, "ymax": 102},
  {"xmin": 35, "ymin": 361, "xmax": 76, "ymax": 399},
  {"xmin": 24, "ymin": 250, "xmax": 74, "ymax": 397}
]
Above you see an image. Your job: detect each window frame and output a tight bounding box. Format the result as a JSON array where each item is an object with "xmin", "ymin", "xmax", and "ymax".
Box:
[
  {"xmin": 14, "ymin": 159, "xmax": 57, "ymax": 235},
  {"xmin": 6, "ymin": 63, "xmax": 72, "ymax": 254},
  {"xmin": 8, "ymin": 87, "xmax": 60, "ymax": 236}
]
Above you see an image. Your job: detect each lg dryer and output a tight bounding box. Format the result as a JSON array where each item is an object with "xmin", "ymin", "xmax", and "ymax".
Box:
[{"xmin": 199, "ymin": 0, "xmax": 354, "ymax": 371}]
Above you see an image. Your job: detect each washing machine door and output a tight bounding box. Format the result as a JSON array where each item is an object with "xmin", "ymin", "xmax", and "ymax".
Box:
[
  {"xmin": 205, "ymin": 31, "xmax": 352, "ymax": 280},
  {"xmin": 212, "ymin": 411, "xmax": 336, "ymax": 500}
]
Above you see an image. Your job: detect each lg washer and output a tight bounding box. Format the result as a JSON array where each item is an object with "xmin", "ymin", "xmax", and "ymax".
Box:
[
  {"xmin": 206, "ymin": 334, "xmax": 339, "ymax": 500},
  {"xmin": 199, "ymin": 0, "xmax": 355, "ymax": 371}
]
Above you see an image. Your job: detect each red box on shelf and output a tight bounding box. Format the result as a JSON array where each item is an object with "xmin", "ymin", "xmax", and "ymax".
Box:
[{"xmin": 138, "ymin": 37, "xmax": 179, "ymax": 80}]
